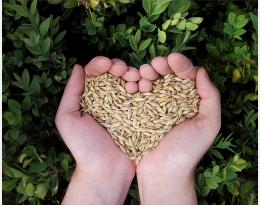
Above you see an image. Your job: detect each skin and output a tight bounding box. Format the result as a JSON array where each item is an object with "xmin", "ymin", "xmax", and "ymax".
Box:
[
  {"xmin": 139, "ymin": 64, "xmax": 160, "ymax": 81},
  {"xmin": 109, "ymin": 58, "xmax": 128, "ymax": 77},
  {"xmin": 56, "ymin": 53, "xmax": 221, "ymax": 205},
  {"xmin": 136, "ymin": 53, "xmax": 221, "ymax": 205},
  {"xmin": 138, "ymin": 78, "xmax": 153, "ymax": 93},
  {"xmin": 151, "ymin": 56, "xmax": 172, "ymax": 76},
  {"xmin": 122, "ymin": 66, "xmax": 141, "ymax": 82},
  {"xmin": 125, "ymin": 81, "xmax": 139, "ymax": 93},
  {"xmin": 55, "ymin": 59, "xmax": 135, "ymax": 205}
]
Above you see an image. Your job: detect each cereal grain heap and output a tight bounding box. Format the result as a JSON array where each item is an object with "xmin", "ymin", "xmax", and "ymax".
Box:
[{"xmin": 80, "ymin": 73, "xmax": 199, "ymax": 161}]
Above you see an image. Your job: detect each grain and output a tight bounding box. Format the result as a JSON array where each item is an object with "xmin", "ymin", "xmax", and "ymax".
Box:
[{"xmin": 80, "ymin": 73, "xmax": 199, "ymax": 162}]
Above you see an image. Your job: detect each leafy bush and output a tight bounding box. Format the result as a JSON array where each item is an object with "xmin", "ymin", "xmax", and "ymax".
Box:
[{"xmin": 3, "ymin": 0, "xmax": 257, "ymax": 204}]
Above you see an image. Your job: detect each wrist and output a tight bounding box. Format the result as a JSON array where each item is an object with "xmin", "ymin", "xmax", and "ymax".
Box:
[
  {"xmin": 137, "ymin": 163, "xmax": 197, "ymax": 205},
  {"xmin": 74, "ymin": 163, "xmax": 135, "ymax": 205}
]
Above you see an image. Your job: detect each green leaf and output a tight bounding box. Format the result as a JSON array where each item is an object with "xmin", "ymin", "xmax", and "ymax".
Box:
[
  {"xmin": 119, "ymin": 0, "xmax": 132, "ymax": 3},
  {"xmin": 61, "ymin": 159, "xmax": 69, "ymax": 172},
  {"xmin": 64, "ymin": 0, "xmax": 78, "ymax": 8},
  {"xmin": 189, "ymin": 17, "xmax": 203, "ymax": 25},
  {"xmin": 185, "ymin": 22, "xmax": 199, "ymax": 31},
  {"xmin": 22, "ymin": 69, "xmax": 30, "ymax": 85},
  {"xmin": 139, "ymin": 17, "xmax": 157, "ymax": 32},
  {"xmin": 176, "ymin": 19, "xmax": 186, "ymax": 30},
  {"xmin": 36, "ymin": 183, "xmax": 49, "ymax": 199},
  {"xmin": 41, "ymin": 37, "xmax": 51, "ymax": 54},
  {"xmin": 50, "ymin": 177, "xmax": 59, "ymax": 196},
  {"xmin": 235, "ymin": 15, "xmax": 248, "ymax": 28},
  {"xmin": 12, "ymin": 5, "xmax": 29, "ymax": 17},
  {"xmin": 156, "ymin": 45, "xmax": 167, "ymax": 56},
  {"xmin": 25, "ymin": 183, "xmax": 34, "ymax": 197},
  {"xmin": 151, "ymin": 0, "xmax": 172, "ymax": 16},
  {"xmin": 4, "ymin": 111, "xmax": 22, "ymax": 126},
  {"xmin": 249, "ymin": 12, "xmax": 258, "ymax": 32},
  {"xmin": 148, "ymin": 43, "xmax": 156, "ymax": 58},
  {"xmin": 54, "ymin": 31, "xmax": 67, "ymax": 44},
  {"xmin": 39, "ymin": 17, "xmax": 51, "ymax": 37},
  {"xmin": 9, "ymin": 128, "xmax": 19, "ymax": 140},
  {"xmin": 134, "ymin": 29, "xmax": 141, "ymax": 45},
  {"xmin": 21, "ymin": 96, "xmax": 32, "ymax": 111},
  {"xmin": 3, "ymin": 179, "xmax": 17, "ymax": 191},
  {"xmin": 142, "ymin": 0, "xmax": 153, "ymax": 16},
  {"xmin": 234, "ymin": 28, "xmax": 246, "ymax": 36},
  {"xmin": 228, "ymin": 12, "xmax": 236, "ymax": 25},
  {"xmin": 48, "ymin": 0, "xmax": 63, "ymax": 4},
  {"xmin": 29, "ymin": 162, "xmax": 48, "ymax": 173},
  {"xmin": 23, "ymin": 38, "xmax": 34, "ymax": 47},
  {"xmin": 227, "ymin": 183, "xmax": 239, "ymax": 195},
  {"xmin": 158, "ymin": 30, "xmax": 166, "ymax": 43},
  {"xmin": 223, "ymin": 23, "xmax": 234, "ymax": 35},
  {"xmin": 30, "ymin": 78, "xmax": 41, "ymax": 94},
  {"xmin": 167, "ymin": 0, "xmax": 191, "ymax": 17},
  {"xmin": 8, "ymin": 99, "xmax": 21, "ymax": 112},
  {"xmin": 162, "ymin": 19, "xmax": 171, "ymax": 30},
  {"xmin": 30, "ymin": 0, "xmax": 37, "ymax": 15},
  {"xmin": 209, "ymin": 148, "xmax": 224, "ymax": 159},
  {"xmin": 129, "ymin": 35, "xmax": 138, "ymax": 51},
  {"xmin": 3, "ymin": 162, "xmax": 26, "ymax": 178},
  {"xmin": 17, "ymin": 195, "xmax": 28, "ymax": 204},
  {"xmin": 229, "ymin": 154, "xmax": 248, "ymax": 172},
  {"xmin": 138, "ymin": 38, "xmax": 152, "ymax": 51}
]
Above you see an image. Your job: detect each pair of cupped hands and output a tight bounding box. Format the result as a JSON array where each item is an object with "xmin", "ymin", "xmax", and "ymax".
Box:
[{"xmin": 55, "ymin": 53, "xmax": 221, "ymax": 205}]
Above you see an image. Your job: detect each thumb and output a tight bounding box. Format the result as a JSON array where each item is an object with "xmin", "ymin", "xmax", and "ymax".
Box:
[
  {"xmin": 195, "ymin": 68, "xmax": 221, "ymax": 131},
  {"xmin": 56, "ymin": 64, "xmax": 85, "ymax": 116}
]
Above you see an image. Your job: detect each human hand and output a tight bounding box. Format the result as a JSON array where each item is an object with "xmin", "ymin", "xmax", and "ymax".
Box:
[
  {"xmin": 136, "ymin": 53, "xmax": 221, "ymax": 205},
  {"xmin": 55, "ymin": 57, "xmax": 135, "ymax": 205}
]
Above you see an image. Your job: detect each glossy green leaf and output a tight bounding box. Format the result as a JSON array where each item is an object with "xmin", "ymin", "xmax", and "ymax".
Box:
[
  {"xmin": 158, "ymin": 30, "xmax": 166, "ymax": 43},
  {"xmin": 134, "ymin": 29, "xmax": 141, "ymax": 45},
  {"xmin": 138, "ymin": 38, "xmax": 152, "ymax": 51},
  {"xmin": 139, "ymin": 17, "xmax": 157, "ymax": 32},
  {"xmin": 36, "ymin": 183, "xmax": 49, "ymax": 199},
  {"xmin": 142, "ymin": 0, "xmax": 152, "ymax": 15},
  {"xmin": 30, "ymin": 0, "xmax": 37, "ymax": 15},
  {"xmin": 30, "ymin": 78, "xmax": 41, "ymax": 94},
  {"xmin": 39, "ymin": 17, "xmax": 51, "ymax": 37},
  {"xmin": 25, "ymin": 183, "xmax": 34, "ymax": 197},
  {"xmin": 151, "ymin": 0, "xmax": 172, "ymax": 16},
  {"xmin": 129, "ymin": 35, "xmax": 138, "ymax": 51},
  {"xmin": 8, "ymin": 99, "xmax": 21, "ymax": 112},
  {"xmin": 22, "ymin": 69, "xmax": 30, "ymax": 85},
  {"xmin": 12, "ymin": 5, "xmax": 29, "ymax": 17},
  {"xmin": 64, "ymin": 0, "xmax": 78, "ymax": 8},
  {"xmin": 228, "ymin": 12, "xmax": 236, "ymax": 25}
]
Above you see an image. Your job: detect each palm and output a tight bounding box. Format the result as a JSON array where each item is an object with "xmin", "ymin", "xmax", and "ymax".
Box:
[
  {"xmin": 137, "ymin": 53, "xmax": 221, "ymax": 174},
  {"xmin": 56, "ymin": 60, "xmax": 135, "ymax": 173}
]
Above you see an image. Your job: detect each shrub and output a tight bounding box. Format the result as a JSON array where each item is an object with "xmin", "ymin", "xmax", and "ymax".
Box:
[{"xmin": 3, "ymin": 0, "xmax": 257, "ymax": 204}]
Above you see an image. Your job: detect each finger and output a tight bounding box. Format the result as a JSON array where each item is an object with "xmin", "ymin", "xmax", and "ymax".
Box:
[
  {"xmin": 109, "ymin": 58, "xmax": 128, "ymax": 77},
  {"xmin": 140, "ymin": 64, "xmax": 160, "ymax": 81},
  {"xmin": 167, "ymin": 53, "xmax": 196, "ymax": 80},
  {"xmin": 125, "ymin": 81, "xmax": 139, "ymax": 94},
  {"xmin": 194, "ymin": 68, "xmax": 221, "ymax": 132},
  {"xmin": 151, "ymin": 56, "xmax": 172, "ymax": 76},
  {"xmin": 122, "ymin": 66, "xmax": 141, "ymax": 82},
  {"xmin": 84, "ymin": 56, "xmax": 112, "ymax": 76},
  {"xmin": 138, "ymin": 78, "xmax": 153, "ymax": 93},
  {"xmin": 57, "ymin": 64, "xmax": 85, "ymax": 115}
]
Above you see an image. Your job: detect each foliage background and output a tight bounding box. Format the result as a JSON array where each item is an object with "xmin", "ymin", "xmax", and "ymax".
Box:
[{"xmin": 2, "ymin": 0, "xmax": 258, "ymax": 204}]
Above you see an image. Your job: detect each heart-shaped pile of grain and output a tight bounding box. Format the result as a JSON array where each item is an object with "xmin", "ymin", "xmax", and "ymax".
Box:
[{"xmin": 80, "ymin": 73, "xmax": 199, "ymax": 162}]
